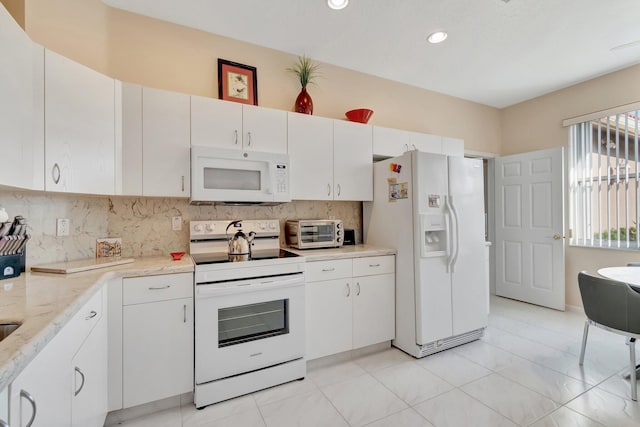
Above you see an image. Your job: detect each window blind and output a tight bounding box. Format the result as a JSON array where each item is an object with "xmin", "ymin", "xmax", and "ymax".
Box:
[{"xmin": 569, "ymin": 109, "xmax": 640, "ymax": 249}]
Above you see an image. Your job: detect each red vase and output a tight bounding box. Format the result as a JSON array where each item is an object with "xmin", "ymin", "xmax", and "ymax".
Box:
[{"xmin": 294, "ymin": 87, "xmax": 313, "ymax": 115}]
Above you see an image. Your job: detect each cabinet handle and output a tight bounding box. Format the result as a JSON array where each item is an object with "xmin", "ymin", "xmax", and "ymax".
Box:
[
  {"xmin": 149, "ymin": 285, "xmax": 170, "ymax": 290},
  {"xmin": 0, "ymin": 418, "xmax": 9, "ymax": 427},
  {"xmin": 412, "ymin": 144, "xmax": 417, "ymax": 150},
  {"xmin": 20, "ymin": 389, "xmax": 37, "ymax": 427},
  {"xmin": 369, "ymin": 263, "xmax": 381, "ymax": 267},
  {"xmin": 356, "ymin": 282, "xmax": 361, "ymax": 296},
  {"xmin": 181, "ymin": 175, "xmax": 185, "ymax": 192},
  {"xmin": 327, "ymin": 183, "xmax": 331, "ymax": 197},
  {"xmin": 234, "ymin": 129, "xmax": 238, "ymax": 145},
  {"xmin": 321, "ymin": 268, "xmax": 335, "ymax": 272},
  {"xmin": 74, "ymin": 367, "xmax": 86, "ymax": 396},
  {"xmin": 404, "ymin": 144, "xmax": 409, "ymax": 152},
  {"xmin": 52, "ymin": 163, "xmax": 61, "ymax": 184},
  {"xmin": 345, "ymin": 283, "xmax": 350, "ymax": 297},
  {"xmin": 85, "ymin": 310, "xmax": 97, "ymax": 320},
  {"xmin": 183, "ymin": 304, "xmax": 187, "ymax": 323},
  {"xmin": 247, "ymin": 131, "xmax": 252, "ymax": 146},
  {"xmin": 337, "ymin": 184, "xmax": 341, "ymax": 197}
]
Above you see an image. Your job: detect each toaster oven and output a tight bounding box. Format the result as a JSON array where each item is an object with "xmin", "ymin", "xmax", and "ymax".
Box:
[{"xmin": 285, "ymin": 220, "xmax": 344, "ymax": 249}]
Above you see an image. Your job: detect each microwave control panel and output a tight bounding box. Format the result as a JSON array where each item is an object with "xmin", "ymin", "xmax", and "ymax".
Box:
[{"xmin": 275, "ymin": 163, "xmax": 289, "ymax": 195}]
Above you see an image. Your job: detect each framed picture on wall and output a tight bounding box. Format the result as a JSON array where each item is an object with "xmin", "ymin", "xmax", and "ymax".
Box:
[{"xmin": 217, "ymin": 58, "xmax": 258, "ymax": 105}]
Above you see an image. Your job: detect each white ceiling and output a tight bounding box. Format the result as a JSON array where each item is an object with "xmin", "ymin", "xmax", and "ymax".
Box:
[{"xmin": 102, "ymin": 0, "xmax": 640, "ymax": 108}]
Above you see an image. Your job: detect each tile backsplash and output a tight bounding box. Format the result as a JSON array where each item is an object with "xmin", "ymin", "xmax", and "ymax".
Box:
[{"xmin": 0, "ymin": 190, "xmax": 362, "ymax": 266}]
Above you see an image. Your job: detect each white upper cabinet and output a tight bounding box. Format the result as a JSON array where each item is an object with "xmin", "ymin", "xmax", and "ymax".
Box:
[
  {"xmin": 410, "ymin": 132, "xmax": 442, "ymax": 154},
  {"xmin": 333, "ymin": 120, "xmax": 373, "ymax": 201},
  {"xmin": 191, "ymin": 96, "xmax": 287, "ymax": 154},
  {"xmin": 288, "ymin": 114, "xmax": 373, "ymax": 201},
  {"xmin": 373, "ymin": 125, "xmax": 463, "ymax": 158},
  {"xmin": 372, "ymin": 126, "xmax": 412, "ymax": 159},
  {"xmin": 44, "ymin": 49, "xmax": 115, "ymax": 195},
  {"xmin": 442, "ymin": 136, "xmax": 464, "ymax": 157},
  {"xmin": 117, "ymin": 82, "xmax": 143, "ymax": 196},
  {"xmin": 287, "ymin": 113, "xmax": 334, "ymax": 200},
  {"xmin": 242, "ymin": 104, "xmax": 287, "ymax": 154},
  {"xmin": 142, "ymin": 87, "xmax": 191, "ymax": 197},
  {"xmin": 0, "ymin": 4, "xmax": 44, "ymax": 191},
  {"xmin": 191, "ymin": 95, "xmax": 242, "ymax": 150}
]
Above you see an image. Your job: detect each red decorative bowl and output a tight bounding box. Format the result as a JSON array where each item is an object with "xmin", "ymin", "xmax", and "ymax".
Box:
[
  {"xmin": 170, "ymin": 251, "xmax": 185, "ymax": 261},
  {"xmin": 345, "ymin": 108, "xmax": 374, "ymax": 124}
]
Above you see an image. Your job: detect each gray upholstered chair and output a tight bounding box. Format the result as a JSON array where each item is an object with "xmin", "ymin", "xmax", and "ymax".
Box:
[{"xmin": 578, "ymin": 271, "xmax": 640, "ymax": 401}]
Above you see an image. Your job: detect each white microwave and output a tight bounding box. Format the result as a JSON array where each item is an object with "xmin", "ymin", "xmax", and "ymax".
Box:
[{"xmin": 191, "ymin": 146, "xmax": 291, "ymax": 205}]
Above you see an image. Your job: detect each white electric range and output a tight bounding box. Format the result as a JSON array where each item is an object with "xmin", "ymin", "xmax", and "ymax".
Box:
[{"xmin": 190, "ymin": 220, "xmax": 306, "ymax": 408}]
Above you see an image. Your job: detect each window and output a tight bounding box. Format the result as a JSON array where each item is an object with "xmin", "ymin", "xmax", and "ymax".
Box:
[{"xmin": 568, "ymin": 107, "xmax": 640, "ymax": 248}]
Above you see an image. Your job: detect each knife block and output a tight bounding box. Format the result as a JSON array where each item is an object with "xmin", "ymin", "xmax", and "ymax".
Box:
[{"xmin": 0, "ymin": 250, "xmax": 25, "ymax": 280}]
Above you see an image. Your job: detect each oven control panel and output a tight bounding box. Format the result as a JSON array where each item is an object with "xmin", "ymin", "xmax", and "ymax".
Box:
[{"xmin": 190, "ymin": 220, "xmax": 280, "ymax": 240}]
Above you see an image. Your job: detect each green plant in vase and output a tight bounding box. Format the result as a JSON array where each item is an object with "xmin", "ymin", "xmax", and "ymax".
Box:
[{"xmin": 287, "ymin": 55, "xmax": 320, "ymax": 115}]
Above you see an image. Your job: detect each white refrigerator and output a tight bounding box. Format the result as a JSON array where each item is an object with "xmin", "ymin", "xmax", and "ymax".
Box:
[{"xmin": 364, "ymin": 150, "xmax": 488, "ymax": 358}]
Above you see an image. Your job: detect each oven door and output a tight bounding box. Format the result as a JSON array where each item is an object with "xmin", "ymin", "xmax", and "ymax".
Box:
[{"xmin": 195, "ymin": 273, "xmax": 305, "ymax": 384}]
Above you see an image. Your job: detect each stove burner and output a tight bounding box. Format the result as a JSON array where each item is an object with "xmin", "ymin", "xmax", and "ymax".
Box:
[{"xmin": 191, "ymin": 249, "xmax": 299, "ymax": 266}]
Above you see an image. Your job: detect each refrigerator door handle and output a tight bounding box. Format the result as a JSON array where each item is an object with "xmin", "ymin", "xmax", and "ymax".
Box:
[
  {"xmin": 444, "ymin": 195, "xmax": 456, "ymax": 272},
  {"xmin": 449, "ymin": 195, "xmax": 461, "ymax": 272}
]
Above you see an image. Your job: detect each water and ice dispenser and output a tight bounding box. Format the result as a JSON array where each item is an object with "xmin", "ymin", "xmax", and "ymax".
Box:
[{"xmin": 420, "ymin": 214, "xmax": 448, "ymax": 257}]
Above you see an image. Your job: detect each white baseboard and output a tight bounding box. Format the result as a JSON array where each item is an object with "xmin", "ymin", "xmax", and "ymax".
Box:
[{"xmin": 565, "ymin": 303, "xmax": 585, "ymax": 314}]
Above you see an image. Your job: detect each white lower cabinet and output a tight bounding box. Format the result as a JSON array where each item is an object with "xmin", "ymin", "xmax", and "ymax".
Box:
[
  {"xmin": 118, "ymin": 273, "xmax": 193, "ymax": 409},
  {"xmin": 0, "ymin": 387, "xmax": 7, "ymax": 426},
  {"xmin": 71, "ymin": 316, "xmax": 108, "ymax": 427},
  {"xmin": 9, "ymin": 286, "xmax": 107, "ymax": 427},
  {"xmin": 305, "ymin": 255, "xmax": 395, "ymax": 360}
]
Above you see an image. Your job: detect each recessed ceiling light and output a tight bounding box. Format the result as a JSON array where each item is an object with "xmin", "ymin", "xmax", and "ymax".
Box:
[
  {"xmin": 427, "ymin": 31, "xmax": 448, "ymax": 44},
  {"xmin": 327, "ymin": 0, "xmax": 349, "ymax": 10}
]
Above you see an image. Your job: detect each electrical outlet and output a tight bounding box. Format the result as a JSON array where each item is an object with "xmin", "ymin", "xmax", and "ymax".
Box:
[
  {"xmin": 172, "ymin": 216, "xmax": 182, "ymax": 231},
  {"xmin": 56, "ymin": 218, "xmax": 70, "ymax": 237}
]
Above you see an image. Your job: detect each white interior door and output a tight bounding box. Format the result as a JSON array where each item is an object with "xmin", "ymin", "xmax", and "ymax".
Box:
[{"xmin": 495, "ymin": 147, "xmax": 565, "ymax": 310}]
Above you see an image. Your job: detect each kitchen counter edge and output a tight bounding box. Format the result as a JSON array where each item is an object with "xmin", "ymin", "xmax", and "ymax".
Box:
[
  {"xmin": 0, "ymin": 255, "xmax": 194, "ymax": 391},
  {"xmin": 284, "ymin": 244, "xmax": 396, "ymax": 262}
]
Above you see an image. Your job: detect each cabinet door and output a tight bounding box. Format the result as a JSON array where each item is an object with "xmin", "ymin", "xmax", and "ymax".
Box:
[
  {"xmin": 119, "ymin": 82, "xmax": 143, "ymax": 196},
  {"xmin": 287, "ymin": 113, "xmax": 334, "ymax": 200},
  {"xmin": 352, "ymin": 274, "xmax": 395, "ymax": 349},
  {"xmin": 410, "ymin": 132, "xmax": 442, "ymax": 154},
  {"xmin": 333, "ymin": 120, "xmax": 373, "ymax": 201},
  {"xmin": 44, "ymin": 49, "xmax": 115, "ymax": 195},
  {"xmin": 305, "ymin": 279, "xmax": 353, "ymax": 360},
  {"xmin": 142, "ymin": 87, "xmax": 190, "ymax": 197},
  {"xmin": 9, "ymin": 329, "xmax": 71, "ymax": 427},
  {"xmin": 123, "ymin": 297, "xmax": 193, "ymax": 408},
  {"xmin": 191, "ymin": 95, "xmax": 242, "ymax": 149},
  {"xmin": 0, "ymin": 5, "xmax": 43, "ymax": 191},
  {"xmin": 372, "ymin": 126, "xmax": 411, "ymax": 159},
  {"xmin": 242, "ymin": 104, "xmax": 287, "ymax": 154},
  {"xmin": 442, "ymin": 136, "xmax": 464, "ymax": 157},
  {"xmin": 0, "ymin": 387, "xmax": 7, "ymax": 425},
  {"xmin": 71, "ymin": 317, "xmax": 108, "ymax": 427}
]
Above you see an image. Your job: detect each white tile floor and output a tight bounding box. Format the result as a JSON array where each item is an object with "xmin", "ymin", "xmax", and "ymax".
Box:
[{"xmin": 113, "ymin": 296, "xmax": 640, "ymax": 426}]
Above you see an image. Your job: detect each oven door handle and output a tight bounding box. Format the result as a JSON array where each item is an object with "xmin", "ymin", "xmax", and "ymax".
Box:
[{"xmin": 196, "ymin": 275, "xmax": 304, "ymax": 297}]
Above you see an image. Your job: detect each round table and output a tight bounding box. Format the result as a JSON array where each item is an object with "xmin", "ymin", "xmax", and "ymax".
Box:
[{"xmin": 597, "ymin": 266, "xmax": 640, "ymax": 287}]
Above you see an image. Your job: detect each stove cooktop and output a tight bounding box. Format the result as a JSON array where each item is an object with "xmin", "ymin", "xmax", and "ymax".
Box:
[{"xmin": 191, "ymin": 249, "xmax": 299, "ymax": 266}]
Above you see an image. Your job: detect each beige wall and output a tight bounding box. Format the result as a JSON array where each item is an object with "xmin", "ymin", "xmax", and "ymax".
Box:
[
  {"xmin": 19, "ymin": 0, "xmax": 640, "ymax": 308},
  {"xmin": 24, "ymin": 0, "xmax": 501, "ymax": 154},
  {"xmin": 502, "ymin": 64, "xmax": 640, "ymax": 308}
]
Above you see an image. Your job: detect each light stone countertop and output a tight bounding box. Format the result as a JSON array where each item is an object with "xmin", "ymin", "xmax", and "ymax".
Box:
[
  {"xmin": 0, "ymin": 255, "xmax": 194, "ymax": 391},
  {"xmin": 284, "ymin": 244, "xmax": 396, "ymax": 262}
]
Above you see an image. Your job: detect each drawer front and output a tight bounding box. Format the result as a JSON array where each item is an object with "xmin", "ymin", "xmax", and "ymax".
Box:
[
  {"xmin": 123, "ymin": 273, "xmax": 193, "ymax": 305},
  {"xmin": 353, "ymin": 255, "xmax": 395, "ymax": 277},
  {"xmin": 305, "ymin": 259, "xmax": 352, "ymax": 283}
]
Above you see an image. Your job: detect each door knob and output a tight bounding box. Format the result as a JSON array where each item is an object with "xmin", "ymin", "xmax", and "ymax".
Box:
[{"xmin": 553, "ymin": 233, "xmax": 562, "ymax": 240}]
